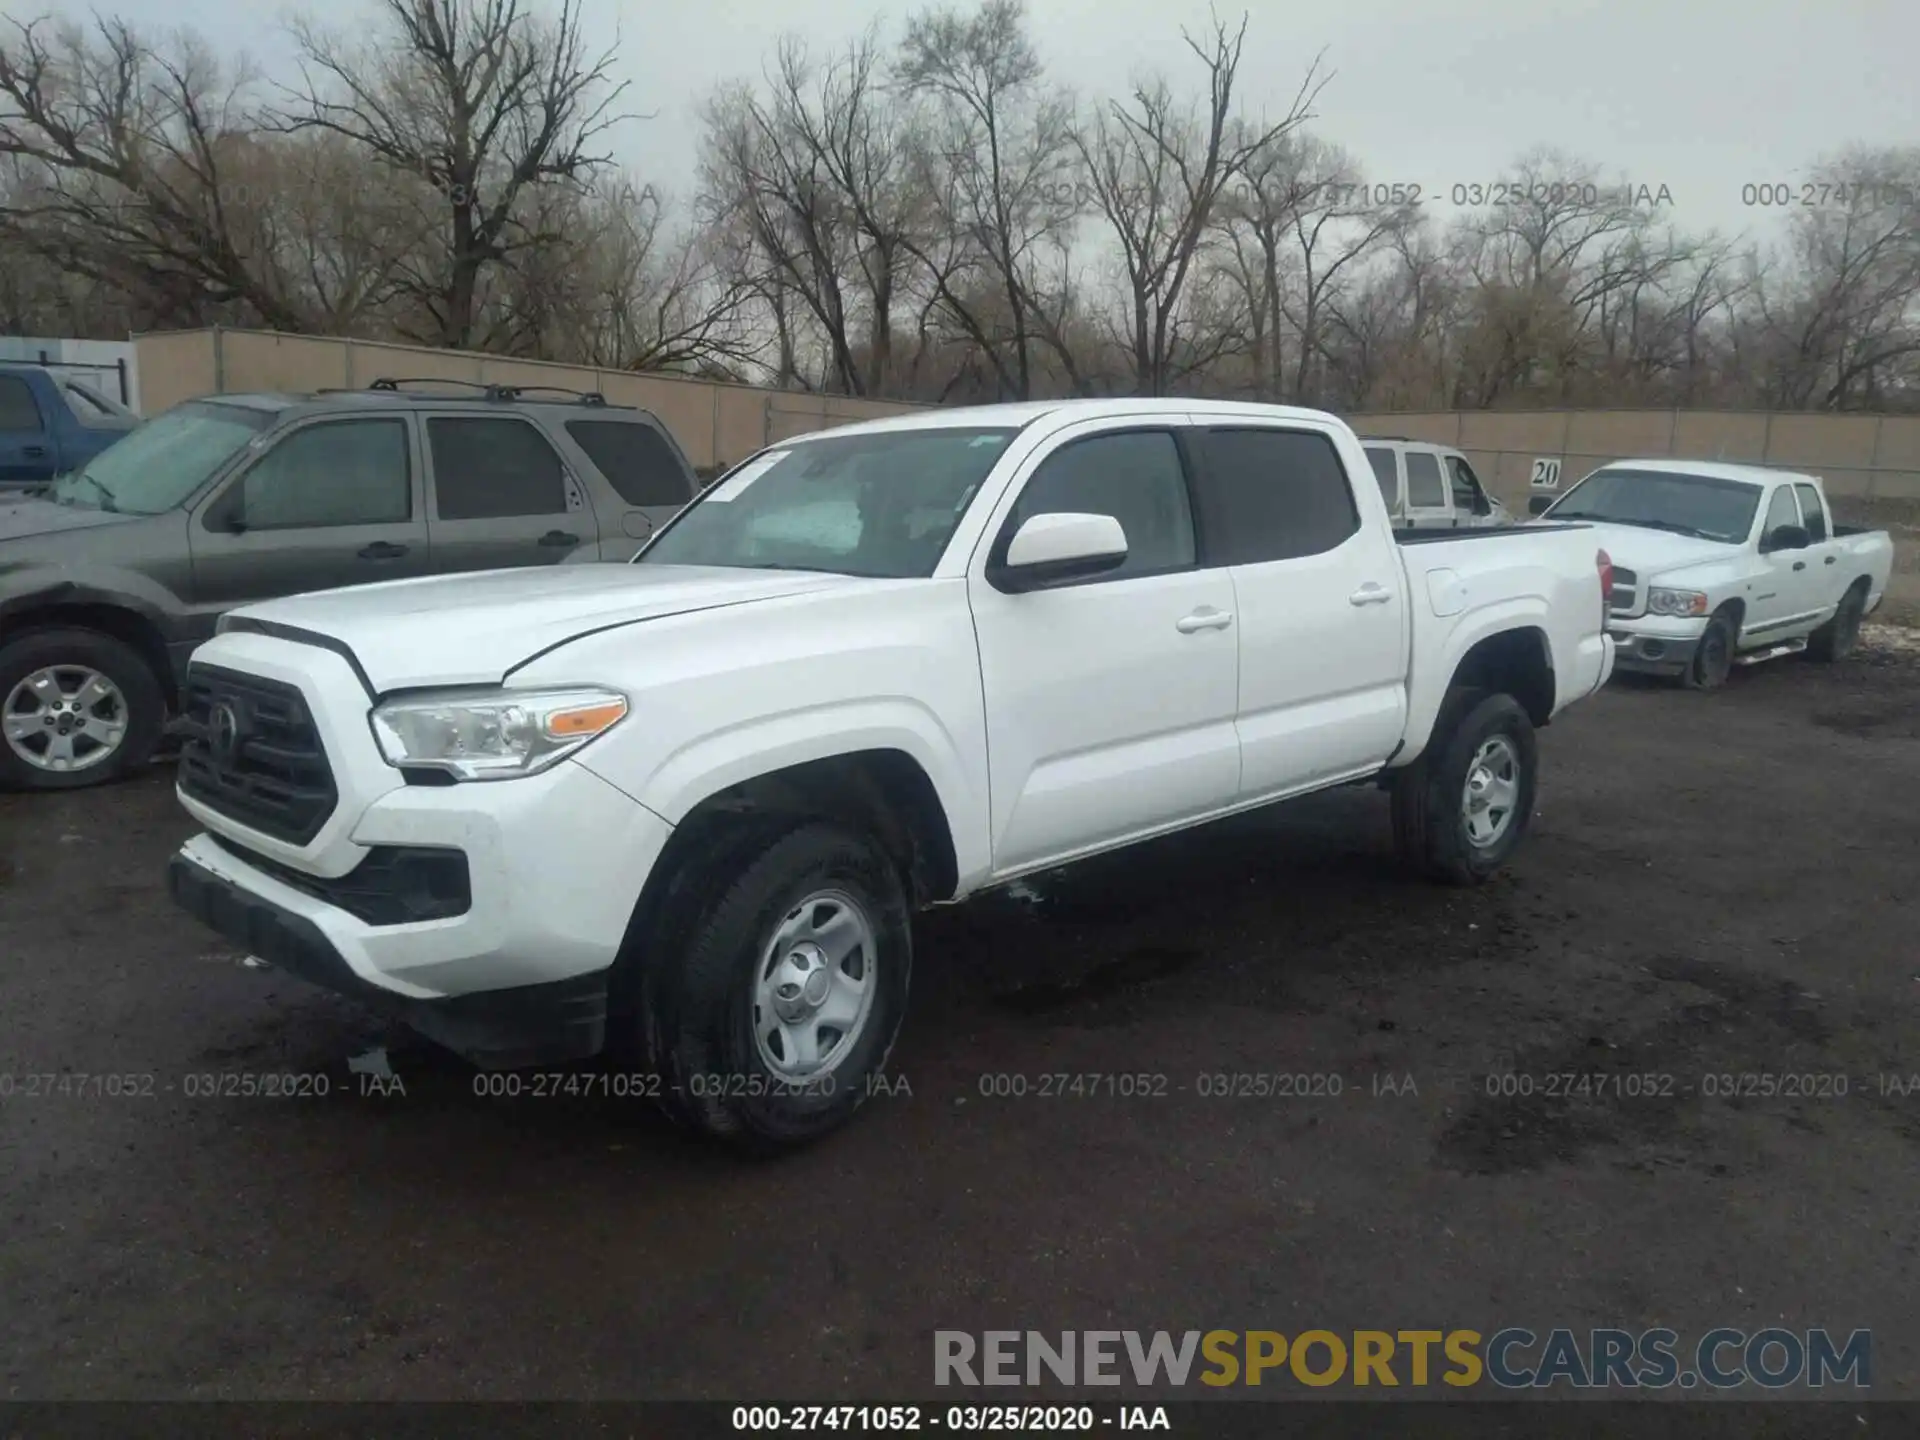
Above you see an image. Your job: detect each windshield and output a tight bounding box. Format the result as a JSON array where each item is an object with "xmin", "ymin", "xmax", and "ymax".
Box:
[
  {"xmin": 49, "ymin": 401, "xmax": 269, "ymax": 515},
  {"xmin": 1546, "ymin": 468, "xmax": 1761, "ymax": 544},
  {"xmin": 636, "ymin": 427, "xmax": 1019, "ymax": 578}
]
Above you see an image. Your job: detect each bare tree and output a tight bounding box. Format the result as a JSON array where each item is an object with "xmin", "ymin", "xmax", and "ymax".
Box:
[{"xmin": 273, "ymin": 0, "xmax": 630, "ymax": 348}]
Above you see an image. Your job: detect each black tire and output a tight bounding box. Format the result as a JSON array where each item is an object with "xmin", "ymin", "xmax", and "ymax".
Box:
[
  {"xmin": 1391, "ymin": 690, "xmax": 1538, "ymax": 886},
  {"xmin": 1681, "ymin": 611, "xmax": 1736, "ymax": 690},
  {"xmin": 641, "ymin": 822, "xmax": 911, "ymax": 1152},
  {"xmin": 0, "ymin": 627, "xmax": 165, "ymax": 792},
  {"xmin": 1806, "ymin": 584, "xmax": 1866, "ymax": 663}
]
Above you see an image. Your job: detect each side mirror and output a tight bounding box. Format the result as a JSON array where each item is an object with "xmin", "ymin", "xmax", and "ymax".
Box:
[
  {"xmin": 1527, "ymin": 495, "xmax": 1555, "ymax": 517},
  {"xmin": 1762, "ymin": 523, "xmax": 1810, "ymax": 553},
  {"xmin": 991, "ymin": 512, "xmax": 1128, "ymax": 592}
]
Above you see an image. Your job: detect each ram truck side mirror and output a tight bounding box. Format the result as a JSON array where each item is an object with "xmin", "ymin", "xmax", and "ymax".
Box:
[
  {"xmin": 1527, "ymin": 494, "xmax": 1555, "ymax": 516},
  {"xmin": 991, "ymin": 512, "xmax": 1128, "ymax": 592},
  {"xmin": 1761, "ymin": 523, "xmax": 1810, "ymax": 553}
]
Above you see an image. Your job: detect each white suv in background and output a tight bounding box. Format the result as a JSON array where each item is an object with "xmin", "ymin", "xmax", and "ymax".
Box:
[{"xmin": 1361, "ymin": 437, "xmax": 1513, "ymax": 530}]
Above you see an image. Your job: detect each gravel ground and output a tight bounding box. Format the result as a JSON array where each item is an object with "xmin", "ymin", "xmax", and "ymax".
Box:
[{"xmin": 1, "ymin": 634, "xmax": 1917, "ymax": 1404}]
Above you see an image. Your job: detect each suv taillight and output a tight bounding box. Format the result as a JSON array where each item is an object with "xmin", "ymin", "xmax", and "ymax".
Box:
[{"xmin": 1596, "ymin": 549, "xmax": 1613, "ymax": 616}]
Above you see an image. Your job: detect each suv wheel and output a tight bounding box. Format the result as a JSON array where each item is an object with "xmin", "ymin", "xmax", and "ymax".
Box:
[
  {"xmin": 0, "ymin": 628, "xmax": 165, "ymax": 791},
  {"xmin": 645, "ymin": 822, "xmax": 911, "ymax": 1151}
]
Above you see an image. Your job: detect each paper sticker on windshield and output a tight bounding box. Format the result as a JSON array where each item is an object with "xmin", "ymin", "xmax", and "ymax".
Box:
[{"xmin": 703, "ymin": 450, "xmax": 789, "ymax": 502}]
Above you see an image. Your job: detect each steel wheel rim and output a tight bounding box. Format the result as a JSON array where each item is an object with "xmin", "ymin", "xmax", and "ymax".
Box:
[
  {"xmin": 1461, "ymin": 735, "xmax": 1521, "ymax": 848},
  {"xmin": 752, "ymin": 888, "xmax": 878, "ymax": 1082},
  {"xmin": 2, "ymin": 666, "xmax": 128, "ymax": 773}
]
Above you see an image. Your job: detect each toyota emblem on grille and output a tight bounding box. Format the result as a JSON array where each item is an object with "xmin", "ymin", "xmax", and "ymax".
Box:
[{"xmin": 209, "ymin": 701, "xmax": 243, "ymax": 760}]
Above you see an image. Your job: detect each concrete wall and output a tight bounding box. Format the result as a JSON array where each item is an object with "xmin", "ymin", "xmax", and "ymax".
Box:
[
  {"xmin": 133, "ymin": 328, "xmax": 1920, "ymax": 622},
  {"xmin": 1348, "ymin": 408, "xmax": 1920, "ymax": 623},
  {"xmin": 133, "ymin": 327, "xmax": 927, "ymax": 476}
]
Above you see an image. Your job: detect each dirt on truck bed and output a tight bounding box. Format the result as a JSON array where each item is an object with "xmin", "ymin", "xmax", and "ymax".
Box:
[{"xmin": 1, "ymin": 630, "xmax": 1918, "ymax": 1409}]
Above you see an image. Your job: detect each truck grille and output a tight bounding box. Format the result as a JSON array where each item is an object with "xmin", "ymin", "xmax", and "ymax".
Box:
[
  {"xmin": 178, "ymin": 664, "xmax": 337, "ymax": 844},
  {"xmin": 1608, "ymin": 565, "xmax": 1639, "ymax": 613}
]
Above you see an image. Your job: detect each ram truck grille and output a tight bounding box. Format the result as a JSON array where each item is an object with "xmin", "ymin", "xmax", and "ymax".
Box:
[{"xmin": 178, "ymin": 664, "xmax": 338, "ymax": 845}]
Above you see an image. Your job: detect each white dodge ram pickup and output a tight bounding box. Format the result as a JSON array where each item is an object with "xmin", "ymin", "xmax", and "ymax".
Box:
[
  {"xmin": 168, "ymin": 399, "xmax": 1615, "ymax": 1148},
  {"xmin": 1533, "ymin": 460, "xmax": 1894, "ymax": 688}
]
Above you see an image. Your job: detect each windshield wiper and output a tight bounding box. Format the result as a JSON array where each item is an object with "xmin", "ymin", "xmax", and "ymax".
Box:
[
  {"xmin": 64, "ymin": 472, "xmax": 119, "ymax": 512},
  {"xmin": 1556, "ymin": 513, "xmax": 1724, "ymax": 541},
  {"xmin": 746, "ymin": 561, "xmax": 851, "ymax": 575}
]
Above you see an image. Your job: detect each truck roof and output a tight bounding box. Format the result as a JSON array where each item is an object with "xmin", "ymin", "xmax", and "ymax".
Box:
[
  {"xmin": 1593, "ymin": 457, "xmax": 1821, "ymax": 487},
  {"xmin": 791, "ymin": 396, "xmax": 1352, "ymax": 441}
]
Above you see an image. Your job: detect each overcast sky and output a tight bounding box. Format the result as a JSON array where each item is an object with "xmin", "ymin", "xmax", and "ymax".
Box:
[{"xmin": 74, "ymin": 0, "xmax": 1920, "ymax": 238}]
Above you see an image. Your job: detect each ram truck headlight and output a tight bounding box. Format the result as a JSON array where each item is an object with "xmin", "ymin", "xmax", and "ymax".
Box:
[
  {"xmin": 370, "ymin": 687, "xmax": 628, "ymax": 781},
  {"xmin": 1646, "ymin": 587, "xmax": 1710, "ymax": 617}
]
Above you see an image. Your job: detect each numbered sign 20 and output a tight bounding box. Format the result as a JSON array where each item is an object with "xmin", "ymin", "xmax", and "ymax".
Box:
[{"xmin": 1530, "ymin": 457, "xmax": 1563, "ymax": 490}]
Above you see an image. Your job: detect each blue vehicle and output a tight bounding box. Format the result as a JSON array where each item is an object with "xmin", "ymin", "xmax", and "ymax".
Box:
[{"xmin": 0, "ymin": 363, "xmax": 140, "ymax": 490}]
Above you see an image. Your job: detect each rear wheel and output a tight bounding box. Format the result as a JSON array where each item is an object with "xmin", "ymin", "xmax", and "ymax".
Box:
[
  {"xmin": 1681, "ymin": 611, "xmax": 1736, "ymax": 690},
  {"xmin": 640, "ymin": 822, "xmax": 911, "ymax": 1152},
  {"xmin": 1806, "ymin": 584, "xmax": 1866, "ymax": 663},
  {"xmin": 1392, "ymin": 690, "xmax": 1537, "ymax": 886},
  {"xmin": 0, "ymin": 628, "xmax": 165, "ymax": 791}
]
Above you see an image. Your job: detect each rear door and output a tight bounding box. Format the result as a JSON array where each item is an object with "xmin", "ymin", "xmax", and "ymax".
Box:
[
  {"xmin": 422, "ymin": 412, "xmax": 601, "ymax": 573},
  {"xmin": 1750, "ymin": 483, "xmax": 1817, "ymax": 639},
  {"xmin": 0, "ymin": 372, "xmax": 52, "ymax": 483},
  {"xmin": 561, "ymin": 417, "xmax": 697, "ymax": 555},
  {"xmin": 1401, "ymin": 447, "xmax": 1454, "ymax": 529},
  {"xmin": 1193, "ymin": 424, "xmax": 1410, "ymax": 800},
  {"xmin": 1792, "ymin": 481, "xmax": 1843, "ymax": 622},
  {"xmin": 189, "ymin": 413, "xmax": 432, "ymax": 614}
]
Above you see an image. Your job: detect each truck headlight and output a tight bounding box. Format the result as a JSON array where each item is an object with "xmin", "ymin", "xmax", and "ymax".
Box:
[
  {"xmin": 1646, "ymin": 587, "xmax": 1709, "ymax": 617},
  {"xmin": 370, "ymin": 687, "xmax": 628, "ymax": 781}
]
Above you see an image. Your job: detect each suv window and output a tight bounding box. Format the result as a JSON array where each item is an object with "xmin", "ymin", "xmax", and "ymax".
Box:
[
  {"xmin": 428, "ymin": 417, "xmax": 568, "ymax": 519},
  {"xmin": 566, "ymin": 420, "xmax": 691, "ymax": 507},
  {"xmin": 1447, "ymin": 455, "xmax": 1487, "ymax": 514},
  {"xmin": 1364, "ymin": 448, "xmax": 1398, "ymax": 507},
  {"xmin": 1792, "ymin": 483, "xmax": 1828, "ymax": 542},
  {"xmin": 1760, "ymin": 485, "xmax": 1801, "ymax": 543},
  {"xmin": 0, "ymin": 375, "xmax": 42, "ymax": 430},
  {"xmin": 1007, "ymin": 430, "xmax": 1195, "ymax": 580},
  {"xmin": 1405, "ymin": 450, "xmax": 1447, "ymax": 508},
  {"xmin": 1196, "ymin": 428, "xmax": 1361, "ymax": 564},
  {"xmin": 238, "ymin": 419, "xmax": 410, "ymax": 529}
]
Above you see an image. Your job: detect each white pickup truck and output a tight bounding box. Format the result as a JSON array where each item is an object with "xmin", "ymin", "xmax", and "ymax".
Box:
[
  {"xmin": 167, "ymin": 399, "xmax": 1614, "ymax": 1149},
  {"xmin": 1532, "ymin": 459, "xmax": 1894, "ymax": 688}
]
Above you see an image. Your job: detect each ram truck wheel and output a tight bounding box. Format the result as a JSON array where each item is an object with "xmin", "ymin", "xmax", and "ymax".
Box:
[
  {"xmin": 643, "ymin": 822, "xmax": 912, "ymax": 1152},
  {"xmin": 1681, "ymin": 612, "xmax": 1735, "ymax": 690},
  {"xmin": 0, "ymin": 628, "xmax": 165, "ymax": 791},
  {"xmin": 1391, "ymin": 691, "xmax": 1538, "ymax": 886},
  {"xmin": 1806, "ymin": 584, "xmax": 1866, "ymax": 663}
]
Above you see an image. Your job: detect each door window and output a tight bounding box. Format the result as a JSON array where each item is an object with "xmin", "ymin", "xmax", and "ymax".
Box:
[
  {"xmin": 428, "ymin": 417, "xmax": 568, "ymax": 519},
  {"xmin": 1404, "ymin": 450, "xmax": 1447, "ymax": 508},
  {"xmin": 1447, "ymin": 456, "xmax": 1489, "ymax": 515},
  {"xmin": 565, "ymin": 420, "xmax": 692, "ymax": 507},
  {"xmin": 1005, "ymin": 431, "xmax": 1195, "ymax": 580},
  {"xmin": 1791, "ymin": 483, "xmax": 1828, "ymax": 542},
  {"xmin": 235, "ymin": 419, "xmax": 410, "ymax": 529},
  {"xmin": 1759, "ymin": 485, "xmax": 1801, "ymax": 546},
  {"xmin": 1196, "ymin": 428, "xmax": 1361, "ymax": 564},
  {"xmin": 0, "ymin": 375, "xmax": 42, "ymax": 431}
]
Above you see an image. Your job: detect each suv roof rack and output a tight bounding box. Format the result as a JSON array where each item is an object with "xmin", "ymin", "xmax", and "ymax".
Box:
[{"xmin": 360, "ymin": 376, "xmax": 612, "ymax": 407}]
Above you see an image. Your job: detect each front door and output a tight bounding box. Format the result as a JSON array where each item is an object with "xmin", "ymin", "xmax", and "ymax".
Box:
[{"xmin": 967, "ymin": 424, "xmax": 1241, "ymax": 875}]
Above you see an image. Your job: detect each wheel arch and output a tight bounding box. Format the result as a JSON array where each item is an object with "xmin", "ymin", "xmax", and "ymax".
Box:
[{"xmin": 0, "ymin": 591, "xmax": 178, "ymax": 707}]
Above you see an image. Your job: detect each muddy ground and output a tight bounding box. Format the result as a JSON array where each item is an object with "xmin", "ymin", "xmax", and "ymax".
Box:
[{"xmin": 2, "ymin": 634, "xmax": 1917, "ymax": 1406}]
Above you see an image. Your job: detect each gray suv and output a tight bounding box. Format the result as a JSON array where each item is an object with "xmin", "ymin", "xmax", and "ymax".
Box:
[{"xmin": 0, "ymin": 378, "xmax": 699, "ymax": 790}]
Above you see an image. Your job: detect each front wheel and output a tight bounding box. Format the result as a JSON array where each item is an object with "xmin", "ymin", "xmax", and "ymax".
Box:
[
  {"xmin": 1680, "ymin": 612, "xmax": 1735, "ymax": 690},
  {"xmin": 1392, "ymin": 691, "xmax": 1538, "ymax": 886},
  {"xmin": 0, "ymin": 628, "xmax": 166, "ymax": 791},
  {"xmin": 643, "ymin": 822, "xmax": 912, "ymax": 1152}
]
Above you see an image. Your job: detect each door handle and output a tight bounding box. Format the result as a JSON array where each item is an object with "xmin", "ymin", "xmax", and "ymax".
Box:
[
  {"xmin": 539, "ymin": 530, "xmax": 580, "ymax": 548},
  {"xmin": 1349, "ymin": 583, "xmax": 1393, "ymax": 606},
  {"xmin": 1792, "ymin": 560, "xmax": 1806, "ymax": 571},
  {"xmin": 1824, "ymin": 555, "xmax": 1836, "ymax": 565},
  {"xmin": 1175, "ymin": 608, "xmax": 1233, "ymax": 633},
  {"xmin": 23, "ymin": 444, "xmax": 46, "ymax": 458},
  {"xmin": 357, "ymin": 541, "xmax": 409, "ymax": 560}
]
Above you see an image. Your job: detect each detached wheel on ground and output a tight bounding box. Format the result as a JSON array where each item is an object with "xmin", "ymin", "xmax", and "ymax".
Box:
[
  {"xmin": 641, "ymin": 822, "xmax": 912, "ymax": 1152},
  {"xmin": 1806, "ymin": 584, "xmax": 1867, "ymax": 663},
  {"xmin": 0, "ymin": 628, "xmax": 165, "ymax": 791},
  {"xmin": 1680, "ymin": 610, "xmax": 1737, "ymax": 690},
  {"xmin": 1391, "ymin": 689, "xmax": 1538, "ymax": 886}
]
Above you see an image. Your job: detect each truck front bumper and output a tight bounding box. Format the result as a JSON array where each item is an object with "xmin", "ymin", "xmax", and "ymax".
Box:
[
  {"xmin": 169, "ymin": 758, "xmax": 672, "ymax": 1068},
  {"xmin": 1606, "ymin": 615, "xmax": 1707, "ymax": 676}
]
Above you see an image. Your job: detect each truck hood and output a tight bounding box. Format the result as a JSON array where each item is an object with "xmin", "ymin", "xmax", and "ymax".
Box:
[
  {"xmin": 1566, "ymin": 522, "xmax": 1741, "ymax": 578},
  {"xmin": 0, "ymin": 496, "xmax": 137, "ymax": 542},
  {"xmin": 225, "ymin": 563, "xmax": 857, "ymax": 691}
]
